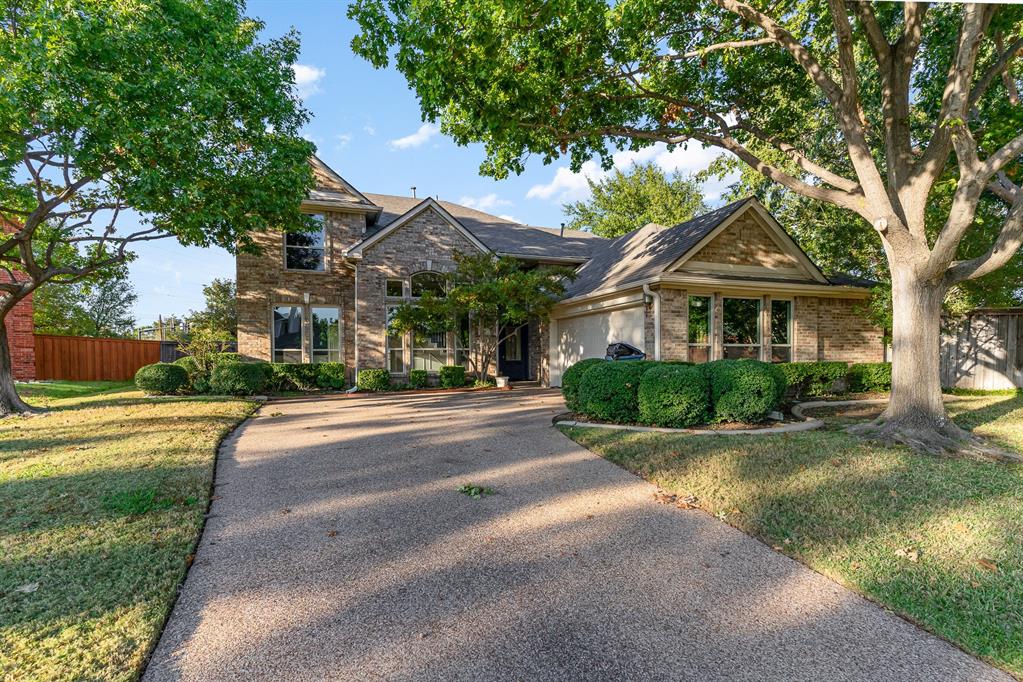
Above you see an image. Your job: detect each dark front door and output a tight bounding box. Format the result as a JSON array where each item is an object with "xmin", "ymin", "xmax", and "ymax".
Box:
[{"xmin": 498, "ymin": 324, "xmax": 530, "ymax": 380}]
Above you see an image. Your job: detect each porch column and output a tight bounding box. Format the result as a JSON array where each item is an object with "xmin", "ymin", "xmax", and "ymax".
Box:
[
  {"xmin": 712, "ymin": 292, "xmax": 723, "ymax": 360},
  {"xmin": 761, "ymin": 294, "xmax": 772, "ymax": 362}
]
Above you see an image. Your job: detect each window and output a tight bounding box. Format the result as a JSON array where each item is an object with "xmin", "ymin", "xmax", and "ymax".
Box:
[
  {"xmin": 770, "ymin": 300, "xmax": 792, "ymax": 362},
  {"xmin": 723, "ymin": 297, "xmax": 761, "ymax": 359},
  {"xmin": 284, "ymin": 216, "xmax": 325, "ymax": 271},
  {"xmin": 386, "ymin": 306, "xmax": 404, "ymax": 373},
  {"xmin": 410, "ymin": 271, "xmax": 446, "ymax": 298},
  {"xmin": 386, "ymin": 279, "xmax": 404, "ymax": 298},
  {"xmin": 311, "ymin": 307, "xmax": 341, "ymax": 363},
  {"xmin": 412, "ymin": 330, "xmax": 449, "ymax": 372},
  {"xmin": 454, "ymin": 315, "xmax": 471, "ymax": 368},
  {"xmin": 272, "ymin": 305, "xmax": 303, "ymax": 363},
  {"xmin": 688, "ymin": 295, "xmax": 712, "ymax": 363}
]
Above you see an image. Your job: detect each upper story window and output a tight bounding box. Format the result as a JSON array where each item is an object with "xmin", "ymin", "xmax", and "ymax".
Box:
[
  {"xmin": 386, "ymin": 279, "xmax": 404, "ymax": 298},
  {"xmin": 285, "ymin": 215, "xmax": 325, "ymax": 271},
  {"xmin": 410, "ymin": 271, "xmax": 446, "ymax": 298}
]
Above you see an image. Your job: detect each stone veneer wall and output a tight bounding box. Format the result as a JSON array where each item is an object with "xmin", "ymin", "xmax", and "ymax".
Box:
[
  {"xmin": 236, "ymin": 210, "xmax": 363, "ymax": 381},
  {"xmin": 690, "ymin": 212, "xmax": 800, "ymax": 268}
]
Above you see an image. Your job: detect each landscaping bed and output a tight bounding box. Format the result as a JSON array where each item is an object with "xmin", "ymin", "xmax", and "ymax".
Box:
[
  {"xmin": 559, "ymin": 392, "xmax": 1023, "ymax": 676},
  {"xmin": 2, "ymin": 382, "xmax": 256, "ymax": 681}
]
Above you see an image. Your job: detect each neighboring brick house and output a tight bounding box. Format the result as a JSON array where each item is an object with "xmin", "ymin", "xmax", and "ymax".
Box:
[
  {"xmin": 1, "ymin": 219, "xmax": 35, "ymax": 381},
  {"xmin": 236, "ymin": 157, "xmax": 884, "ymax": 386}
]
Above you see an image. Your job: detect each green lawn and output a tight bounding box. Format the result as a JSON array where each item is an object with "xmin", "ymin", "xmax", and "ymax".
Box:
[
  {"xmin": 14, "ymin": 380, "xmax": 134, "ymax": 406},
  {"xmin": 561, "ymin": 393, "xmax": 1023, "ymax": 676},
  {"xmin": 1, "ymin": 383, "xmax": 256, "ymax": 681}
]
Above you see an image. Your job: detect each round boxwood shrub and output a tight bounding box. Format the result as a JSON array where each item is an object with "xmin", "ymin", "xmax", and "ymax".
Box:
[
  {"xmin": 702, "ymin": 359, "xmax": 784, "ymax": 423},
  {"xmin": 269, "ymin": 363, "xmax": 320, "ymax": 391},
  {"xmin": 848, "ymin": 362, "xmax": 891, "ymax": 392},
  {"xmin": 210, "ymin": 362, "xmax": 271, "ymax": 395},
  {"xmin": 776, "ymin": 361, "xmax": 847, "ymax": 398},
  {"xmin": 358, "ymin": 368, "xmax": 391, "ymax": 392},
  {"xmin": 576, "ymin": 361, "xmax": 652, "ymax": 423},
  {"xmin": 561, "ymin": 358, "xmax": 606, "ymax": 412},
  {"xmin": 439, "ymin": 365, "xmax": 466, "ymax": 388},
  {"xmin": 172, "ymin": 355, "xmax": 200, "ymax": 377},
  {"xmin": 409, "ymin": 369, "xmax": 429, "ymax": 389},
  {"xmin": 134, "ymin": 363, "xmax": 188, "ymax": 395},
  {"xmin": 316, "ymin": 362, "xmax": 347, "ymax": 389},
  {"xmin": 638, "ymin": 364, "xmax": 711, "ymax": 427}
]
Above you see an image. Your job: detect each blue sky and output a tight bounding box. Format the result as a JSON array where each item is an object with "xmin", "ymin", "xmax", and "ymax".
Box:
[{"xmin": 126, "ymin": 0, "xmax": 736, "ymax": 327}]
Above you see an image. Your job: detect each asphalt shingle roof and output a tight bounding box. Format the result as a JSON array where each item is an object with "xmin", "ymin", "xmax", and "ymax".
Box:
[{"xmin": 362, "ymin": 193, "xmax": 603, "ymax": 261}]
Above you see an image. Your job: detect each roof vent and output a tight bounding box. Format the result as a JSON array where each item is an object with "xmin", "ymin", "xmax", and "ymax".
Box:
[
  {"xmin": 560, "ymin": 222, "xmax": 565, "ymax": 238},
  {"xmin": 411, "ymin": 186, "xmax": 417, "ymax": 198}
]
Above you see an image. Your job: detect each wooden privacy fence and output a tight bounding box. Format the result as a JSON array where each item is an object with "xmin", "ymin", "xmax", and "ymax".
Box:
[
  {"xmin": 940, "ymin": 309, "xmax": 1023, "ymax": 390},
  {"xmin": 34, "ymin": 334, "xmax": 161, "ymax": 381}
]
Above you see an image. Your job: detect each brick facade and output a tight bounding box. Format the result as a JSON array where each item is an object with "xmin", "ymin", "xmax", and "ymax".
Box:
[
  {"xmin": 689, "ymin": 212, "xmax": 800, "ymax": 268},
  {"xmin": 7, "ymin": 287, "xmax": 34, "ymax": 381}
]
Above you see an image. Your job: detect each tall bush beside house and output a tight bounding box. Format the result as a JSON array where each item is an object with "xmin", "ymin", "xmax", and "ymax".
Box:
[
  {"xmin": 316, "ymin": 362, "xmax": 346, "ymax": 389},
  {"xmin": 409, "ymin": 369, "xmax": 428, "ymax": 389},
  {"xmin": 439, "ymin": 365, "xmax": 466, "ymax": 388},
  {"xmin": 703, "ymin": 360, "xmax": 785, "ymax": 424},
  {"xmin": 357, "ymin": 368, "xmax": 391, "ymax": 392},
  {"xmin": 576, "ymin": 361, "xmax": 652, "ymax": 423},
  {"xmin": 848, "ymin": 362, "xmax": 892, "ymax": 393},
  {"xmin": 134, "ymin": 363, "xmax": 188, "ymax": 395},
  {"xmin": 561, "ymin": 358, "xmax": 605, "ymax": 412},
  {"xmin": 210, "ymin": 362, "xmax": 270, "ymax": 396},
  {"xmin": 638, "ymin": 364, "xmax": 710, "ymax": 428},
  {"xmin": 270, "ymin": 363, "xmax": 320, "ymax": 391}
]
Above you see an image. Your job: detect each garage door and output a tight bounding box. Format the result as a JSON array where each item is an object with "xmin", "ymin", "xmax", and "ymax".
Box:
[{"xmin": 551, "ymin": 306, "xmax": 645, "ymax": 386}]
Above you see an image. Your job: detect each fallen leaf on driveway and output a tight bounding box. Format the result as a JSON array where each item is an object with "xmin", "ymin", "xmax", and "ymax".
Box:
[
  {"xmin": 978, "ymin": 558, "xmax": 999, "ymax": 572},
  {"xmin": 326, "ymin": 530, "xmax": 337, "ymax": 537}
]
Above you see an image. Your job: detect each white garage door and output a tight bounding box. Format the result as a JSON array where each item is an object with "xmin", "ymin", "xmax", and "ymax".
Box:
[{"xmin": 552, "ymin": 306, "xmax": 645, "ymax": 386}]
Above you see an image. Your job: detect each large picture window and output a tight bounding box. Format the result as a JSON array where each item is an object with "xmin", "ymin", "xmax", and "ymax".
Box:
[
  {"xmin": 311, "ymin": 307, "xmax": 341, "ymax": 363},
  {"xmin": 272, "ymin": 306, "xmax": 303, "ymax": 363},
  {"xmin": 687, "ymin": 295, "xmax": 712, "ymax": 363},
  {"xmin": 771, "ymin": 300, "xmax": 792, "ymax": 362},
  {"xmin": 386, "ymin": 306, "xmax": 404, "ymax": 373},
  {"xmin": 412, "ymin": 331, "xmax": 449, "ymax": 373},
  {"xmin": 723, "ymin": 297, "xmax": 761, "ymax": 360},
  {"xmin": 284, "ymin": 216, "xmax": 325, "ymax": 271}
]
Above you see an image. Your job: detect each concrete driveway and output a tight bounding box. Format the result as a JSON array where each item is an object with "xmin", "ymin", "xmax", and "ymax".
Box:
[{"xmin": 145, "ymin": 388, "xmax": 1007, "ymax": 681}]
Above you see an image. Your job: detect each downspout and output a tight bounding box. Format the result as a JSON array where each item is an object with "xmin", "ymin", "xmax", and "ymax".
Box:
[{"xmin": 643, "ymin": 284, "xmax": 661, "ymax": 361}]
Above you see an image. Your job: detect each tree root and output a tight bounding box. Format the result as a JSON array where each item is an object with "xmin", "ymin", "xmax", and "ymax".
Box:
[{"xmin": 847, "ymin": 417, "xmax": 1022, "ymax": 463}]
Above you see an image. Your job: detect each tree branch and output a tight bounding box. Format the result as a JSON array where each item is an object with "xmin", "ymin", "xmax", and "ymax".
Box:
[
  {"xmin": 970, "ymin": 32, "xmax": 1023, "ymax": 110},
  {"xmin": 945, "ymin": 195, "xmax": 1023, "ymax": 283},
  {"xmin": 680, "ymin": 37, "xmax": 774, "ymax": 58}
]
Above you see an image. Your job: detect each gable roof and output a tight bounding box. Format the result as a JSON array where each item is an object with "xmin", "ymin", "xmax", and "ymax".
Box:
[
  {"xmin": 563, "ymin": 198, "xmax": 754, "ymax": 298},
  {"xmin": 359, "ymin": 193, "xmax": 602, "ymax": 262},
  {"xmin": 343, "ymin": 198, "xmax": 491, "ymax": 257},
  {"xmin": 304, "ymin": 156, "xmax": 381, "ymax": 216}
]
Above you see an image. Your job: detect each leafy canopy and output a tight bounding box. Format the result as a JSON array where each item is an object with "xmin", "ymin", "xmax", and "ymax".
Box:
[
  {"xmin": 186, "ymin": 278, "xmax": 238, "ymax": 337},
  {"xmin": 564, "ymin": 162, "xmax": 707, "ymax": 238},
  {"xmin": 33, "ymin": 264, "xmax": 137, "ymax": 338}
]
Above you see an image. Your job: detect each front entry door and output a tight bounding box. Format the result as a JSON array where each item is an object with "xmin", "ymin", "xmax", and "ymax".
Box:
[{"xmin": 498, "ymin": 324, "xmax": 530, "ymax": 380}]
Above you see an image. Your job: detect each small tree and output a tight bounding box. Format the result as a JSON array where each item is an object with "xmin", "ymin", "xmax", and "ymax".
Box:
[
  {"xmin": 564, "ymin": 162, "xmax": 707, "ymax": 237},
  {"xmin": 388, "ymin": 252, "xmax": 574, "ymax": 382},
  {"xmin": 187, "ymin": 278, "xmax": 237, "ymax": 337},
  {"xmin": 174, "ymin": 325, "xmax": 234, "ymax": 379}
]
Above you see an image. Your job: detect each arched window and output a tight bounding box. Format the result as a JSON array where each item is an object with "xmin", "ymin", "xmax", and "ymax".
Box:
[{"xmin": 410, "ymin": 271, "xmax": 446, "ymax": 298}]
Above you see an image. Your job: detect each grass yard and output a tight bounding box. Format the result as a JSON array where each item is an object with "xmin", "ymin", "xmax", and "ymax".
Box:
[
  {"xmin": 1, "ymin": 383, "xmax": 256, "ymax": 681},
  {"xmin": 561, "ymin": 393, "xmax": 1023, "ymax": 676}
]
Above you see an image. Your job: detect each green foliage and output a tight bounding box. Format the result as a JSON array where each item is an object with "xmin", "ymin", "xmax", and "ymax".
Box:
[
  {"xmin": 209, "ymin": 362, "xmax": 270, "ymax": 396},
  {"xmin": 561, "ymin": 358, "xmax": 606, "ymax": 412},
  {"xmin": 387, "ymin": 252, "xmax": 573, "ymax": 382},
  {"xmin": 186, "ymin": 279, "xmax": 237, "ymax": 337},
  {"xmin": 101, "ymin": 488, "xmax": 177, "ymax": 516},
  {"xmin": 637, "ymin": 364, "xmax": 711, "ymax": 428},
  {"xmin": 270, "ymin": 363, "xmax": 320, "ymax": 391},
  {"xmin": 134, "ymin": 363, "xmax": 188, "ymax": 395},
  {"xmin": 576, "ymin": 361, "xmax": 652, "ymax": 423},
  {"xmin": 357, "ymin": 368, "xmax": 391, "ymax": 392},
  {"xmin": 408, "ymin": 369, "xmax": 429, "ymax": 389},
  {"xmin": 564, "ymin": 162, "xmax": 707, "ymax": 237},
  {"xmin": 702, "ymin": 360, "xmax": 784, "ymax": 424},
  {"xmin": 777, "ymin": 361, "xmax": 849, "ymax": 398},
  {"xmin": 439, "ymin": 365, "xmax": 466, "ymax": 388},
  {"xmin": 173, "ymin": 327, "xmax": 234, "ymax": 382},
  {"xmin": 33, "ymin": 264, "xmax": 137, "ymax": 337},
  {"xmin": 457, "ymin": 483, "xmax": 496, "ymax": 499},
  {"xmin": 848, "ymin": 362, "xmax": 893, "ymax": 393},
  {"xmin": 315, "ymin": 362, "xmax": 347, "ymax": 389}
]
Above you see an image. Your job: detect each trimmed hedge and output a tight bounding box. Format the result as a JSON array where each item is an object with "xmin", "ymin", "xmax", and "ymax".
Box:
[
  {"xmin": 703, "ymin": 359, "xmax": 785, "ymax": 424},
  {"xmin": 135, "ymin": 363, "xmax": 189, "ymax": 395},
  {"xmin": 357, "ymin": 368, "xmax": 391, "ymax": 392},
  {"xmin": 576, "ymin": 361, "xmax": 653, "ymax": 423},
  {"xmin": 316, "ymin": 362, "xmax": 347, "ymax": 389},
  {"xmin": 776, "ymin": 361, "xmax": 848, "ymax": 398},
  {"xmin": 848, "ymin": 362, "xmax": 892, "ymax": 392},
  {"xmin": 638, "ymin": 364, "xmax": 711, "ymax": 428},
  {"xmin": 409, "ymin": 369, "xmax": 429, "ymax": 389},
  {"xmin": 270, "ymin": 363, "xmax": 320, "ymax": 391},
  {"xmin": 210, "ymin": 362, "xmax": 271, "ymax": 395},
  {"xmin": 561, "ymin": 358, "xmax": 606, "ymax": 412},
  {"xmin": 439, "ymin": 365, "xmax": 466, "ymax": 388}
]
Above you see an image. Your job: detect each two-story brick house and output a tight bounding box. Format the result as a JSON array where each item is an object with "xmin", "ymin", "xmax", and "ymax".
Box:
[{"xmin": 236, "ymin": 157, "xmax": 884, "ymax": 386}]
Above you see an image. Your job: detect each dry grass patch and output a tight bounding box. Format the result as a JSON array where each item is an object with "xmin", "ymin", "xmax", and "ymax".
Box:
[
  {"xmin": 1, "ymin": 383, "xmax": 255, "ymax": 681},
  {"xmin": 561, "ymin": 394, "xmax": 1023, "ymax": 676}
]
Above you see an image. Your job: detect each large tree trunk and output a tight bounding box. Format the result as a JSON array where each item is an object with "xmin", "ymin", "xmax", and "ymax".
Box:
[{"xmin": 0, "ymin": 316, "xmax": 36, "ymax": 416}]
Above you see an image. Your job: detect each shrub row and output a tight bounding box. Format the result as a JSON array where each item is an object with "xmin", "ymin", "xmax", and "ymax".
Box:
[
  {"xmin": 778, "ymin": 360, "xmax": 892, "ymax": 396},
  {"xmin": 137, "ymin": 360, "xmax": 347, "ymax": 396},
  {"xmin": 570, "ymin": 358, "xmax": 786, "ymax": 427},
  {"xmin": 356, "ymin": 365, "xmax": 469, "ymax": 392}
]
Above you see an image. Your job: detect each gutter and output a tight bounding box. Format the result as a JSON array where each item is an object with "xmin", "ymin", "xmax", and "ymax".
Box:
[{"xmin": 643, "ymin": 284, "xmax": 661, "ymax": 361}]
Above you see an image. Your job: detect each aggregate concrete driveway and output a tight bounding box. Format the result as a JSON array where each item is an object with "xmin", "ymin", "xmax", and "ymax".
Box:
[{"xmin": 145, "ymin": 388, "xmax": 1008, "ymax": 682}]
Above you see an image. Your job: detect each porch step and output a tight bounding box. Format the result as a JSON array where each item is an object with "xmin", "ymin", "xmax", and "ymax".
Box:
[{"xmin": 509, "ymin": 380, "xmax": 541, "ymax": 388}]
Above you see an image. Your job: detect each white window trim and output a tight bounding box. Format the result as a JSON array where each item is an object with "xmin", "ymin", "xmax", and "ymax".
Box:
[
  {"xmin": 271, "ymin": 304, "xmax": 306, "ymax": 363},
  {"xmin": 769, "ymin": 298, "xmax": 793, "ymax": 362},
  {"xmin": 310, "ymin": 306, "xmax": 343, "ymax": 363}
]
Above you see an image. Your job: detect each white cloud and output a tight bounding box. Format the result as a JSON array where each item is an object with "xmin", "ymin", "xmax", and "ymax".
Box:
[
  {"xmin": 363, "ymin": 124, "xmax": 376, "ymax": 136},
  {"xmin": 292, "ymin": 64, "xmax": 325, "ymax": 99},
  {"xmin": 457, "ymin": 193, "xmax": 512, "ymax": 213},
  {"xmin": 525, "ymin": 142, "xmax": 731, "ymax": 205},
  {"xmin": 498, "ymin": 214, "xmax": 521, "ymax": 223},
  {"xmin": 388, "ymin": 123, "xmax": 439, "ymax": 150},
  {"xmin": 336, "ymin": 133, "xmax": 352, "ymax": 150}
]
